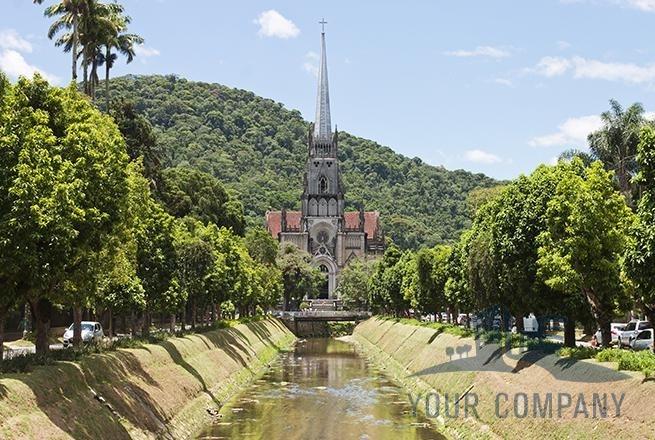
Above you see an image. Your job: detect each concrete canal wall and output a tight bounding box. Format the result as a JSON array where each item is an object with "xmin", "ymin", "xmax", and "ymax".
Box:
[
  {"xmin": 0, "ymin": 318, "xmax": 295, "ymax": 439},
  {"xmin": 352, "ymin": 317, "xmax": 655, "ymax": 439}
]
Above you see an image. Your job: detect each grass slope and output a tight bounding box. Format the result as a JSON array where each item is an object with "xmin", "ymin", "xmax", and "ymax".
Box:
[{"xmin": 0, "ymin": 318, "xmax": 295, "ymax": 439}]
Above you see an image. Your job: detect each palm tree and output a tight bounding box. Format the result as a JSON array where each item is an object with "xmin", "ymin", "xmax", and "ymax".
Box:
[
  {"xmin": 79, "ymin": 0, "xmax": 122, "ymax": 99},
  {"xmin": 588, "ymin": 99, "xmax": 652, "ymax": 205},
  {"xmin": 96, "ymin": 10, "xmax": 143, "ymax": 109},
  {"xmin": 34, "ymin": 0, "xmax": 90, "ymax": 82}
]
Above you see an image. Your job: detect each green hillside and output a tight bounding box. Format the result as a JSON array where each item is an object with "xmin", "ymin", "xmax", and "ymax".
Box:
[{"xmin": 108, "ymin": 74, "xmax": 497, "ymax": 249}]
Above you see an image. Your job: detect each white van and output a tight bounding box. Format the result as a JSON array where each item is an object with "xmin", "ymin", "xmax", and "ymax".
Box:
[{"xmin": 523, "ymin": 314, "xmax": 539, "ymax": 333}]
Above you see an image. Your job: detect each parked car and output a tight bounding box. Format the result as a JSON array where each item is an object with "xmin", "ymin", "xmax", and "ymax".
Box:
[
  {"xmin": 619, "ymin": 320, "xmax": 653, "ymax": 348},
  {"xmin": 523, "ymin": 314, "xmax": 539, "ymax": 333},
  {"xmin": 629, "ymin": 329, "xmax": 654, "ymax": 351},
  {"xmin": 63, "ymin": 321, "xmax": 104, "ymax": 348},
  {"xmin": 594, "ymin": 323, "xmax": 626, "ymax": 346}
]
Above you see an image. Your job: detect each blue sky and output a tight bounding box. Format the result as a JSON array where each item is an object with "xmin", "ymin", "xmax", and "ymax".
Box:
[{"xmin": 3, "ymin": 0, "xmax": 655, "ymax": 179}]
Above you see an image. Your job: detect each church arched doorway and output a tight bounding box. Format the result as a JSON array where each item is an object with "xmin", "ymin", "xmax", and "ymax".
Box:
[{"xmin": 318, "ymin": 264, "xmax": 329, "ymax": 299}]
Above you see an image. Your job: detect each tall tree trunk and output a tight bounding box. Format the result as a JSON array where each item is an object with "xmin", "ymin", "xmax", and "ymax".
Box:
[
  {"xmin": 583, "ymin": 287, "xmax": 611, "ymax": 348},
  {"xmin": 181, "ymin": 305, "xmax": 186, "ymax": 333},
  {"xmin": 191, "ymin": 297, "xmax": 197, "ymax": 330},
  {"xmin": 216, "ymin": 302, "xmax": 222, "ymax": 321},
  {"xmin": 130, "ymin": 310, "xmax": 136, "ymax": 337},
  {"xmin": 31, "ymin": 298, "xmax": 52, "ymax": 356},
  {"xmin": 72, "ymin": 16, "xmax": 78, "ymax": 81},
  {"xmin": 142, "ymin": 311, "xmax": 151, "ymax": 337},
  {"xmin": 105, "ymin": 48, "xmax": 111, "ymax": 110},
  {"xmin": 121, "ymin": 314, "xmax": 127, "ymax": 336},
  {"xmin": 83, "ymin": 59, "xmax": 89, "ymax": 95},
  {"xmin": 564, "ymin": 316, "xmax": 576, "ymax": 348},
  {"xmin": 0, "ymin": 306, "xmax": 6, "ymax": 362},
  {"xmin": 170, "ymin": 313, "xmax": 176, "ymax": 333},
  {"xmin": 108, "ymin": 308, "xmax": 113, "ymax": 338},
  {"xmin": 73, "ymin": 306, "xmax": 83, "ymax": 347},
  {"xmin": 514, "ymin": 312, "xmax": 525, "ymax": 332}
]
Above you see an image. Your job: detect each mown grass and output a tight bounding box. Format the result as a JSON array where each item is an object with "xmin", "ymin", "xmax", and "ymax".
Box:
[{"xmin": 558, "ymin": 346, "xmax": 655, "ymax": 377}]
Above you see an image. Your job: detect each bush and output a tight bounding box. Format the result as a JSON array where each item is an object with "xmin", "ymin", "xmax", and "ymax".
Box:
[
  {"xmin": 596, "ymin": 349, "xmax": 655, "ymax": 377},
  {"xmin": 557, "ymin": 346, "xmax": 598, "ymax": 360},
  {"xmin": 299, "ymin": 302, "xmax": 310, "ymax": 311}
]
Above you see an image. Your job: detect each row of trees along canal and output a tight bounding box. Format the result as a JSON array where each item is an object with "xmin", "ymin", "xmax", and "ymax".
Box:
[
  {"xmin": 0, "ymin": 0, "xmax": 324, "ymax": 359},
  {"xmin": 0, "ymin": 74, "xmax": 326, "ymax": 358},
  {"xmin": 337, "ymin": 101, "xmax": 655, "ymax": 349}
]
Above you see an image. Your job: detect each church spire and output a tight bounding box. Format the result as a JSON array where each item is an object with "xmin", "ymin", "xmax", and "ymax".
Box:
[{"xmin": 313, "ymin": 20, "xmax": 332, "ymax": 143}]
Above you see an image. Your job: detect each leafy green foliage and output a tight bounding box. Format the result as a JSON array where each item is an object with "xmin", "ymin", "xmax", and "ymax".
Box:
[
  {"xmin": 106, "ymin": 74, "xmax": 497, "ymax": 248},
  {"xmin": 537, "ymin": 160, "xmax": 635, "ymax": 346},
  {"xmin": 159, "ymin": 166, "xmax": 245, "ymax": 234},
  {"xmin": 276, "ymin": 243, "xmax": 321, "ymax": 310},
  {"xmin": 335, "ymin": 258, "xmax": 375, "ymax": 310},
  {"xmin": 626, "ymin": 126, "xmax": 655, "ymax": 322}
]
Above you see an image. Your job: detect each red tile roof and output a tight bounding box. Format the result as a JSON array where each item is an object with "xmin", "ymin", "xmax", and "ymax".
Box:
[{"xmin": 265, "ymin": 210, "xmax": 381, "ymax": 239}]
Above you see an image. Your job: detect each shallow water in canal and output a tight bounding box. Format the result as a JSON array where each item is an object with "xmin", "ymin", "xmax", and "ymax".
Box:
[{"xmin": 196, "ymin": 338, "xmax": 444, "ymax": 439}]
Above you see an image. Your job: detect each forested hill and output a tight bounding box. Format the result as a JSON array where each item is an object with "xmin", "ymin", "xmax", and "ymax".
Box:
[{"xmin": 109, "ymin": 74, "xmax": 497, "ymax": 249}]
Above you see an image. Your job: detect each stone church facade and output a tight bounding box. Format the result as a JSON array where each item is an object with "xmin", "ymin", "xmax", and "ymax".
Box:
[{"xmin": 266, "ymin": 28, "xmax": 384, "ymax": 299}]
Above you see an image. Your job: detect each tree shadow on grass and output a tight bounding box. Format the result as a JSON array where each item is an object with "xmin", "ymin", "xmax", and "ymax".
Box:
[
  {"xmin": 6, "ymin": 362, "xmax": 134, "ymax": 440},
  {"xmin": 159, "ymin": 340, "xmax": 223, "ymax": 407}
]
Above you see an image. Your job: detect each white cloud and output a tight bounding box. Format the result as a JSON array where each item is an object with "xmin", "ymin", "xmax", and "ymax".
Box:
[
  {"xmin": 133, "ymin": 44, "xmax": 160, "ymax": 58},
  {"xmin": 493, "ymin": 78, "xmax": 513, "ymax": 87},
  {"xmin": 557, "ymin": 40, "xmax": 572, "ymax": 50},
  {"xmin": 464, "ymin": 149, "xmax": 503, "ymax": 164},
  {"xmin": 444, "ymin": 46, "xmax": 511, "ymax": 59},
  {"xmin": 0, "ymin": 49, "xmax": 59, "ymax": 84},
  {"xmin": 531, "ymin": 56, "xmax": 572, "ymax": 77},
  {"xmin": 627, "ymin": 0, "xmax": 655, "ymax": 11},
  {"xmin": 254, "ymin": 10, "xmax": 299, "ymax": 39},
  {"xmin": 529, "ymin": 56, "xmax": 655, "ymax": 84},
  {"xmin": 562, "ymin": 0, "xmax": 655, "ymax": 11},
  {"xmin": 0, "ymin": 29, "xmax": 32, "ymax": 53},
  {"xmin": 302, "ymin": 51, "xmax": 318, "ymax": 77},
  {"xmin": 529, "ymin": 115, "xmax": 603, "ymax": 147}
]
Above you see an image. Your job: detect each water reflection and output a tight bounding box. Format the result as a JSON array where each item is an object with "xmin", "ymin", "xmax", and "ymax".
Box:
[{"xmin": 196, "ymin": 338, "xmax": 444, "ymax": 439}]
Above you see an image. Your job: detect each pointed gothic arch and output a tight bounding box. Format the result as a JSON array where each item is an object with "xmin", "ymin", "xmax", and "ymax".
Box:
[
  {"xmin": 309, "ymin": 198, "xmax": 318, "ymax": 216},
  {"xmin": 328, "ymin": 198, "xmax": 337, "ymax": 216},
  {"xmin": 318, "ymin": 198, "xmax": 328, "ymax": 216}
]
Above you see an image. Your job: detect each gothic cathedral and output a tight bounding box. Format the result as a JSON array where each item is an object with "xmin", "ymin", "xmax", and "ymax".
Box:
[{"xmin": 266, "ymin": 28, "xmax": 384, "ymax": 299}]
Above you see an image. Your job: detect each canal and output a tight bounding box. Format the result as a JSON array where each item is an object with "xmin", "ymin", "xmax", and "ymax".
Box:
[{"xmin": 196, "ymin": 338, "xmax": 444, "ymax": 439}]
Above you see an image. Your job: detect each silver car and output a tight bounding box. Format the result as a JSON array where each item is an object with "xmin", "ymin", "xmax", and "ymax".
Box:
[
  {"xmin": 63, "ymin": 321, "xmax": 104, "ymax": 348},
  {"xmin": 619, "ymin": 320, "xmax": 653, "ymax": 348},
  {"xmin": 630, "ymin": 329, "xmax": 654, "ymax": 351}
]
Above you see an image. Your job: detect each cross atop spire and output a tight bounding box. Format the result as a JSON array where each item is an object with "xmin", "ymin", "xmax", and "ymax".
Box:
[
  {"xmin": 319, "ymin": 18, "xmax": 327, "ymax": 33},
  {"xmin": 313, "ymin": 23, "xmax": 332, "ymax": 143}
]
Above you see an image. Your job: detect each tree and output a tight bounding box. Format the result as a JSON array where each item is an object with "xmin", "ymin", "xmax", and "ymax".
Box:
[
  {"xmin": 36, "ymin": 0, "xmax": 89, "ymax": 81},
  {"xmin": 110, "ymin": 101, "xmax": 162, "ymax": 185},
  {"xmin": 626, "ymin": 126, "xmax": 655, "ymax": 322},
  {"xmin": 159, "ymin": 166, "xmax": 245, "ymax": 235},
  {"xmin": 276, "ymin": 243, "xmax": 321, "ymax": 310},
  {"xmin": 588, "ymin": 99, "xmax": 651, "ymax": 204},
  {"xmin": 0, "ymin": 75, "xmax": 130, "ymax": 353},
  {"xmin": 245, "ymin": 227, "xmax": 279, "ymax": 265},
  {"xmin": 369, "ymin": 244, "xmax": 402, "ymax": 314},
  {"xmin": 174, "ymin": 217, "xmax": 214, "ymax": 329},
  {"xmin": 335, "ymin": 259, "xmax": 375, "ymax": 310},
  {"xmin": 96, "ymin": 8, "xmax": 143, "ymax": 108},
  {"xmin": 537, "ymin": 160, "xmax": 635, "ymax": 347}
]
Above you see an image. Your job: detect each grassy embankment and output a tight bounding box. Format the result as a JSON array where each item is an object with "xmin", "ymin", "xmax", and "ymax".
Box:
[
  {"xmin": 0, "ymin": 317, "xmax": 295, "ymax": 439},
  {"xmin": 351, "ymin": 317, "xmax": 655, "ymax": 440}
]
